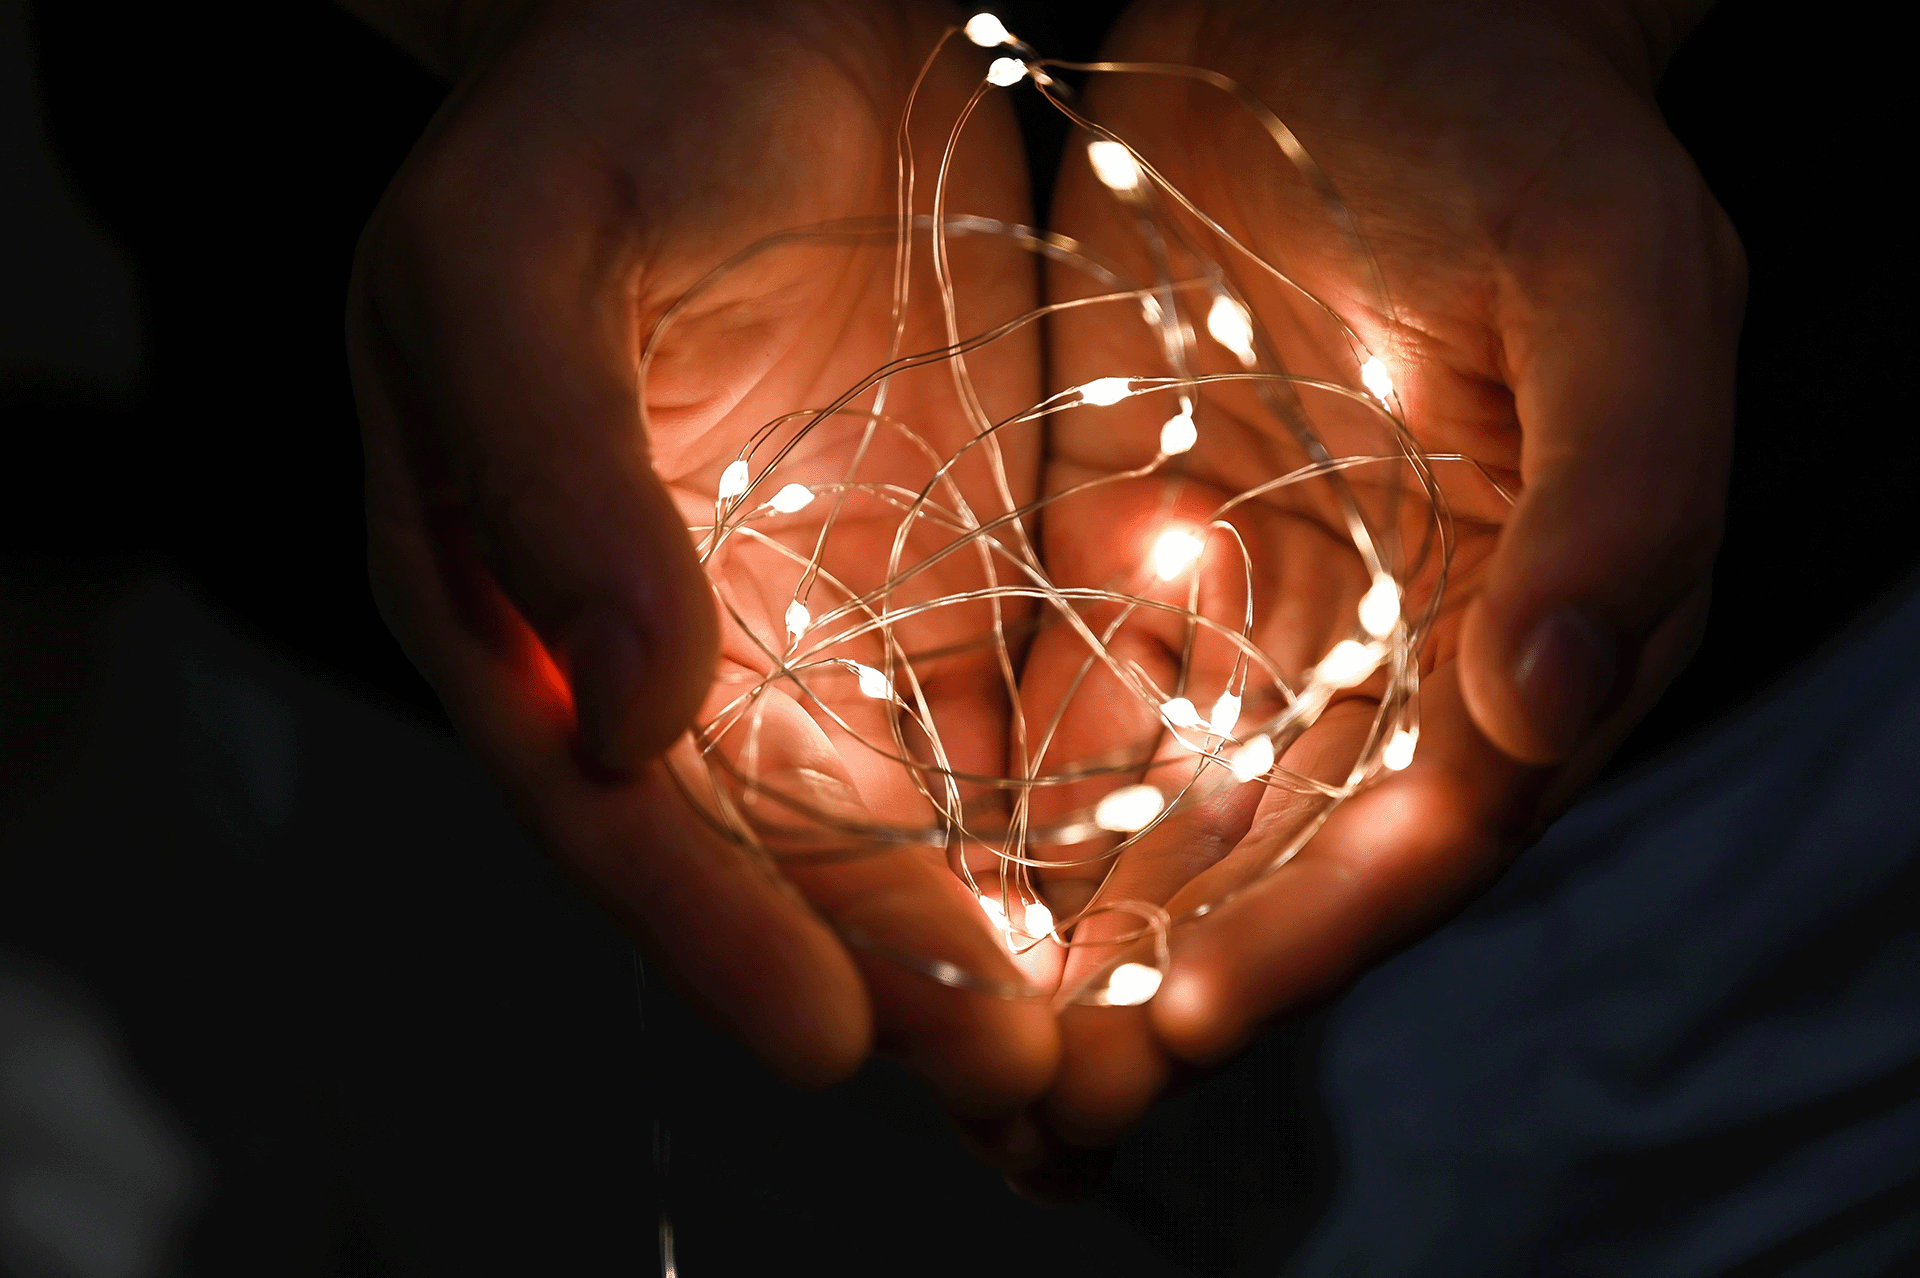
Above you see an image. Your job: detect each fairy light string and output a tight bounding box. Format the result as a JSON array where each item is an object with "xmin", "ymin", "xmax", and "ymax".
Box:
[{"xmin": 642, "ymin": 16, "xmax": 1469, "ymax": 1008}]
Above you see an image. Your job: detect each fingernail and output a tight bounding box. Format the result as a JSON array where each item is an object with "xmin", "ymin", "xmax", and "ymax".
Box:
[
  {"xmin": 1513, "ymin": 607, "xmax": 1618, "ymax": 758},
  {"xmin": 567, "ymin": 606, "xmax": 650, "ymax": 773}
]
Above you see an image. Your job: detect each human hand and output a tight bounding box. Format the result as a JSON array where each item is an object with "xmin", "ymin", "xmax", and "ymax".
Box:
[
  {"xmin": 345, "ymin": 0, "xmax": 1058, "ymax": 1113},
  {"xmin": 991, "ymin": 0, "xmax": 1744, "ymax": 1182}
]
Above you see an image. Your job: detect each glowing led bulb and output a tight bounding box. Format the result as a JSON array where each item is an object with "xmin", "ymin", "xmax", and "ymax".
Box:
[
  {"xmin": 1383, "ymin": 727, "xmax": 1418, "ymax": 771},
  {"xmin": 979, "ymin": 895, "xmax": 1010, "ymax": 928},
  {"xmin": 1228, "ymin": 733, "xmax": 1274, "ymax": 782},
  {"xmin": 1094, "ymin": 784, "xmax": 1164, "ymax": 833},
  {"xmin": 1314, "ymin": 639, "xmax": 1381, "ymax": 689},
  {"xmin": 1023, "ymin": 901, "xmax": 1054, "ymax": 936},
  {"xmin": 1104, "ymin": 962, "xmax": 1163, "ymax": 1006},
  {"xmin": 963, "ymin": 12, "xmax": 1012, "ymax": 46},
  {"xmin": 853, "ymin": 663, "xmax": 892, "ymax": 700},
  {"xmin": 1360, "ymin": 356, "xmax": 1394, "ymax": 401},
  {"xmin": 1159, "ymin": 410, "xmax": 1197, "ymax": 455},
  {"xmin": 1161, "ymin": 696, "xmax": 1203, "ymax": 729},
  {"xmin": 1086, "ymin": 139, "xmax": 1143, "ymax": 192},
  {"xmin": 1078, "ymin": 376, "xmax": 1132, "ymax": 406},
  {"xmin": 1208, "ymin": 690, "xmax": 1241, "ymax": 737},
  {"xmin": 1151, "ymin": 528, "xmax": 1204, "ymax": 580},
  {"xmin": 1206, "ymin": 295, "xmax": 1255, "ymax": 365},
  {"xmin": 986, "ymin": 56, "xmax": 1027, "ymax": 86},
  {"xmin": 1358, "ymin": 573, "xmax": 1400, "ymax": 638},
  {"xmin": 717, "ymin": 460, "xmax": 750, "ymax": 502},
  {"xmin": 769, "ymin": 483, "xmax": 814, "ymax": 513},
  {"xmin": 784, "ymin": 600, "xmax": 810, "ymax": 639}
]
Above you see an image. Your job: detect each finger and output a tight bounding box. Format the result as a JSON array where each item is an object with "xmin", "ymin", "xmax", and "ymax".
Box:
[
  {"xmin": 362, "ymin": 112, "xmax": 717, "ymax": 773},
  {"xmin": 351, "ymin": 355, "xmax": 870, "ymax": 1087},
  {"xmin": 1153, "ymin": 665, "xmax": 1538, "ymax": 1064},
  {"xmin": 1039, "ymin": 692, "xmax": 1361, "ymax": 1144},
  {"xmin": 1461, "ymin": 167, "xmax": 1744, "ymax": 763},
  {"xmin": 716, "ymin": 685, "xmax": 1060, "ymax": 1118}
]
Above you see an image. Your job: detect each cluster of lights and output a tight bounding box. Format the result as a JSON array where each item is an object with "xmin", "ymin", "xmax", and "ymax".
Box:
[{"xmin": 671, "ymin": 13, "xmax": 1442, "ymax": 1012}]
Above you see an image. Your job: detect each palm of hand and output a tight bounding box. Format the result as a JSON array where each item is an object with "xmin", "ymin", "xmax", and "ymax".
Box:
[
  {"xmin": 356, "ymin": 0, "xmax": 1739, "ymax": 1165},
  {"xmin": 1005, "ymin": 0, "xmax": 1741, "ymax": 1157},
  {"xmin": 355, "ymin": 1, "xmax": 1060, "ymax": 1108}
]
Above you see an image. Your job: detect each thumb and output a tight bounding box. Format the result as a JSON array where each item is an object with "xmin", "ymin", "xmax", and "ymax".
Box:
[
  {"xmin": 366, "ymin": 137, "xmax": 718, "ymax": 772},
  {"xmin": 1460, "ymin": 195, "xmax": 1743, "ymax": 764}
]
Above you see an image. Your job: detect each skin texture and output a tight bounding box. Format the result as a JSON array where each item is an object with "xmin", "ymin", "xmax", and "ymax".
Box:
[
  {"xmin": 989, "ymin": 0, "xmax": 1743, "ymax": 1188},
  {"xmin": 347, "ymin": 0, "xmax": 1059, "ymax": 1115},
  {"xmin": 343, "ymin": 0, "xmax": 1742, "ymax": 1190}
]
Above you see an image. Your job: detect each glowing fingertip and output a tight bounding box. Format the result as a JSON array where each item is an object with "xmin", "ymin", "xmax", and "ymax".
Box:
[
  {"xmin": 1159, "ymin": 410, "xmax": 1197, "ymax": 455},
  {"xmin": 1228, "ymin": 733, "xmax": 1274, "ymax": 782},
  {"xmin": 963, "ymin": 12, "xmax": 1012, "ymax": 46},
  {"xmin": 1151, "ymin": 528, "xmax": 1204, "ymax": 580},
  {"xmin": 1360, "ymin": 356, "xmax": 1394, "ymax": 401},
  {"xmin": 1104, "ymin": 962, "xmax": 1163, "ymax": 1005},
  {"xmin": 1160, "ymin": 696, "xmax": 1202, "ymax": 728},
  {"xmin": 1094, "ymin": 784, "xmax": 1164, "ymax": 833},
  {"xmin": 853, "ymin": 663, "xmax": 892, "ymax": 700},
  {"xmin": 1359, "ymin": 573, "xmax": 1400, "ymax": 637},
  {"xmin": 1078, "ymin": 376, "xmax": 1132, "ymax": 406},
  {"xmin": 1208, "ymin": 690, "xmax": 1241, "ymax": 737},
  {"xmin": 717, "ymin": 460, "xmax": 750, "ymax": 501},
  {"xmin": 1206, "ymin": 295, "xmax": 1255, "ymax": 365},
  {"xmin": 769, "ymin": 482, "xmax": 815, "ymax": 513},
  {"xmin": 1383, "ymin": 727, "xmax": 1418, "ymax": 771},
  {"xmin": 784, "ymin": 600, "xmax": 810, "ymax": 638},
  {"xmin": 1086, "ymin": 139, "xmax": 1143, "ymax": 192},
  {"xmin": 986, "ymin": 56, "xmax": 1027, "ymax": 86}
]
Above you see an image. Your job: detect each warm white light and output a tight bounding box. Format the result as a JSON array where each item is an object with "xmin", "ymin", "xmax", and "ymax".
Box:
[
  {"xmin": 1358, "ymin": 573, "xmax": 1400, "ymax": 638},
  {"xmin": 1104, "ymin": 962, "xmax": 1163, "ymax": 1006},
  {"xmin": 1160, "ymin": 696, "xmax": 1203, "ymax": 728},
  {"xmin": 1383, "ymin": 727, "xmax": 1418, "ymax": 771},
  {"xmin": 769, "ymin": 482, "xmax": 814, "ymax": 514},
  {"xmin": 1206, "ymin": 295, "xmax": 1255, "ymax": 365},
  {"xmin": 1228, "ymin": 733, "xmax": 1274, "ymax": 782},
  {"xmin": 1208, "ymin": 690, "xmax": 1241, "ymax": 737},
  {"xmin": 784, "ymin": 600, "xmax": 810, "ymax": 638},
  {"xmin": 1086, "ymin": 139, "xmax": 1142, "ymax": 192},
  {"xmin": 979, "ymin": 894, "xmax": 1010, "ymax": 928},
  {"xmin": 1023, "ymin": 901, "xmax": 1054, "ymax": 936},
  {"xmin": 1078, "ymin": 376, "xmax": 1132, "ymax": 406},
  {"xmin": 1159, "ymin": 410, "xmax": 1197, "ymax": 455},
  {"xmin": 1094, "ymin": 784, "xmax": 1164, "ymax": 833},
  {"xmin": 963, "ymin": 12, "xmax": 1012, "ymax": 46},
  {"xmin": 1141, "ymin": 295, "xmax": 1163, "ymax": 325},
  {"xmin": 718, "ymin": 460, "xmax": 750, "ymax": 501},
  {"xmin": 1314, "ymin": 639, "xmax": 1381, "ymax": 689},
  {"xmin": 1151, "ymin": 528, "xmax": 1204, "ymax": 580},
  {"xmin": 1360, "ymin": 356, "xmax": 1394, "ymax": 401},
  {"xmin": 986, "ymin": 56, "xmax": 1026, "ymax": 86},
  {"xmin": 853, "ymin": 663, "xmax": 892, "ymax": 700}
]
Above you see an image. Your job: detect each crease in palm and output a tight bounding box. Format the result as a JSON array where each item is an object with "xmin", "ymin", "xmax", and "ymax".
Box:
[{"xmin": 645, "ymin": 15, "xmax": 1456, "ymax": 1009}]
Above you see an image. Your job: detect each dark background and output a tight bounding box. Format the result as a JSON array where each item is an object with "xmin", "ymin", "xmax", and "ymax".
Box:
[{"xmin": 2, "ymin": 0, "xmax": 1914, "ymax": 1273}]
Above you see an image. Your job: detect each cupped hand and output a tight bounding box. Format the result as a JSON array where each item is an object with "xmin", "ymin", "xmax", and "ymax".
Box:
[
  {"xmin": 346, "ymin": 0, "xmax": 1058, "ymax": 1113},
  {"xmin": 993, "ymin": 0, "xmax": 1744, "ymax": 1182}
]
